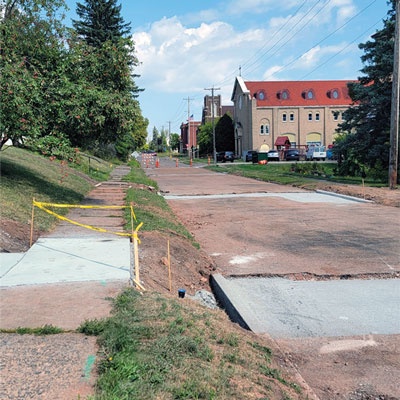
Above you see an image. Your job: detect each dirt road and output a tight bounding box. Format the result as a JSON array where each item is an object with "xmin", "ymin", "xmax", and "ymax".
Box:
[{"xmin": 144, "ymin": 159, "xmax": 400, "ymax": 400}]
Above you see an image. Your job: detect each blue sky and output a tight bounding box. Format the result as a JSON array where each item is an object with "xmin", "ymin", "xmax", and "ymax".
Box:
[{"xmin": 63, "ymin": 0, "xmax": 390, "ymax": 140}]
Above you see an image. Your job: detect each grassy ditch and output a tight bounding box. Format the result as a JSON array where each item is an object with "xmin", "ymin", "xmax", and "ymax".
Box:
[{"xmin": 79, "ymin": 288, "xmax": 303, "ymax": 400}]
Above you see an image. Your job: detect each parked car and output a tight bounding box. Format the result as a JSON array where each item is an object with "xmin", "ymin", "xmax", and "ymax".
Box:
[
  {"xmin": 267, "ymin": 149, "xmax": 280, "ymax": 161},
  {"xmin": 305, "ymin": 145, "xmax": 326, "ymax": 161},
  {"xmin": 242, "ymin": 150, "xmax": 257, "ymax": 162},
  {"xmin": 217, "ymin": 151, "xmax": 234, "ymax": 163},
  {"xmin": 284, "ymin": 149, "xmax": 300, "ymax": 161}
]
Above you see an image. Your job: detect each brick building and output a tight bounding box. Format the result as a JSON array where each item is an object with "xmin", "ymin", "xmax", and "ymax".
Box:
[{"xmin": 231, "ymin": 76, "xmax": 355, "ymax": 157}]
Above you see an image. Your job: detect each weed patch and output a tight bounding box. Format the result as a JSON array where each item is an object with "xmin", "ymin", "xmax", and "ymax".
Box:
[{"xmin": 89, "ymin": 289, "xmax": 305, "ymax": 399}]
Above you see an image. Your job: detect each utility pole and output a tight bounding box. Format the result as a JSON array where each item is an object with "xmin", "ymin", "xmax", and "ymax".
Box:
[
  {"xmin": 204, "ymin": 86, "xmax": 221, "ymax": 163},
  {"xmin": 389, "ymin": 0, "xmax": 399, "ymax": 189},
  {"xmin": 184, "ymin": 97, "xmax": 194, "ymax": 158}
]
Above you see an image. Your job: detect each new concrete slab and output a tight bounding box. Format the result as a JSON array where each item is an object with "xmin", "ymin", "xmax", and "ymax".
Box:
[
  {"xmin": 0, "ymin": 237, "xmax": 131, "ymax": 287},
  {"xmin": 211, "ymin": 274, "xmax": 400, "ymax": 338}
]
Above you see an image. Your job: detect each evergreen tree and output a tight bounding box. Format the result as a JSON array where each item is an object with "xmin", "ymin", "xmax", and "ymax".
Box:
[
  {"xmin": 70, "ymin": 0, "xmax": 146, "ymax": 160},
  {"xmin": 335, "ymin": 0, "xmax": 396, "ymax": 179},
  {"xmin": 73, "ymin": 0, "xmax": 131, "ymax": 47}
]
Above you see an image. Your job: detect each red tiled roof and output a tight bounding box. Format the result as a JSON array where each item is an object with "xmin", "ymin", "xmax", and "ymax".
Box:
[{"xmin": 244, "ymin": 80, "xmax": 355, "ymax": 107}]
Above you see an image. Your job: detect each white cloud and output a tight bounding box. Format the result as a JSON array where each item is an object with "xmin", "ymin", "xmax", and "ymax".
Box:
[
  {"xmin": 129, "ymin": 0, "xmax": 384, "ymax": 134},
  {"xmin": 133, "ymin": 17, "xmax": 268, "ymax": 93},
  {"xmin": 262, "ymin": 65, "xmax": 284, "ymax": 81}
]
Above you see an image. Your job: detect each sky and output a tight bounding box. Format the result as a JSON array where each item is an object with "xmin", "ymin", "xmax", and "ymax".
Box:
[{"xmin": 62, "ymin": 0, "xmax": 390, "ymax": 139}]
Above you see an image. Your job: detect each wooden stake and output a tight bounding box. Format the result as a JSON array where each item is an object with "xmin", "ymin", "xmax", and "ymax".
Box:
[
  {"xmin": 30, "ymin": 198, "xmax": 35, "ymax": 247},
  {"xmin": 167, "ymin": 240, "xmax": 172, "ymax": 291}
]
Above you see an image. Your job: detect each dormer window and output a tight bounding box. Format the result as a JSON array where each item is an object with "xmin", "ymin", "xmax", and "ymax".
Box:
[
  {"xmin": 257, "ymin": 90, "xmax": 266, "ymax": 100},
  {"xmin": 302, "ymin": 89, "xmax": 314, "ymax": 99},
  {"xmin": 327, "ymin": 89, "xmax": 340, "ymax": 99},
  {"xmin": 277, "ymin": 89, "xmax": 289, "ymax": 100}
]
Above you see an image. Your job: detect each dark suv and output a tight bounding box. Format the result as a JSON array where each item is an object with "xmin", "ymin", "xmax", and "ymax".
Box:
[
  {"xmin": 284, "ymin": 149, "xmax": 300, "ymax": 161},
  {"xmin": 217, "ymin": 151, "xmax": 234, "ymax": 163}
]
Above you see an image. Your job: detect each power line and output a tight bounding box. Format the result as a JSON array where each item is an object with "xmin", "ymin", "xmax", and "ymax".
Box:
[
  {"xmin": 262, "ymin": 0, "xmax": 381, "ymax": 80},
  {"xmin": 299, "ymin": 19, "xmax": 383, "ymax": 80}
]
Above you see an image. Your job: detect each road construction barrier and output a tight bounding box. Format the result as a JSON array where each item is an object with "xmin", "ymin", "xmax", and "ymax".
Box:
[{"xmin": 31, "ymin": 199, "xmax": 145, "ymax": 290}]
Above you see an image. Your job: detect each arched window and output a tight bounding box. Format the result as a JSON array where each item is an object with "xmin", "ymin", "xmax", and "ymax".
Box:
[{"xmin": 260, "ymin": 119, "xmax": 270, "ymax": 135}]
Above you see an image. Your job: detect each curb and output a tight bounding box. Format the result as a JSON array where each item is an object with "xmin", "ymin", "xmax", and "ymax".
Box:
[{"xmin": 316, "ymin": 189, "xmax": 373, "ymax": 203}]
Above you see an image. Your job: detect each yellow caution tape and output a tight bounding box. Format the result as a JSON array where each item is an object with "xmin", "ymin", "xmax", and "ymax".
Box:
[
  {"xmin": 34, "ymin": 200, "xmax": 128, "ymax": 210},
  {"xmin": 33, "ymin": 200, "xmax": 142, "ymax": 239}
]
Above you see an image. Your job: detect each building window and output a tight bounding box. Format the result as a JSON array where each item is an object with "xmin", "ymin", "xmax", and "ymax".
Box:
[
  {"xmin": 282, "ymin": 113, "xmax": 287, "ymax": 122},
  {"xmin": 308, "ymin": 112, "xmax": 312, "ymax": 121},
  {"xmin": 282, "ymin": 90, "xmax": 289, "ymax": 100},
  {"xmin": 315, "ymin": 112, "xmax": 320, "ymax": 121},
  {"xmin": 258, "ymin": 90, "xmax": 266, "ymax": 100},
  {"xmin": 290, "ymin": 112, "xmax": 294, "ymax": 121},
  {"xmin": 307, "ymin": 90, "xmax": 314, "ymax": 99},
  {"xmin": 333, "ymin": 111, "xmax": 340, "ymax": 121},
  {"xmin": 260, "ymin": 119, "xmax": 270, "ymax": 135}
]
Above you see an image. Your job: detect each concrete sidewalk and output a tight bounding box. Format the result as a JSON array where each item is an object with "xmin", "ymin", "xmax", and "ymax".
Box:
[
  {"xmin": 0, "ymin": 237, "xmax": 130, "ymax": 287},
  {"xmin": 1, "ymin": 165, "xmax": 133, "ymax": 288}
]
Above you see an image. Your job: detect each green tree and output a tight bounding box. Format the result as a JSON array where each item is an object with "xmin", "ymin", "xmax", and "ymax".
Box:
[
  {"xmin": 335, "ymin": 0, "xmax": 396, "ymax": 179},
  {"xmin": 70, "ymin": 0, "xmax": 145, "ymax": 160},
  {"xmin": 169, "ymin": 133, "xmax": 181, "ymax": 152},
  {"xmin": 73, "ymin": 0, "xmax": 131, "ymax": 48},
  {"xmin": 150, "ymin": 127, "xmax": 159, "ymax": 151},
  {"xmin": 0, "ymin": 0, "xmax": 70, "ymax": 152},
  {"xmin": 197, "ymin": 122, "xmax": 213, "ymax": 156}
]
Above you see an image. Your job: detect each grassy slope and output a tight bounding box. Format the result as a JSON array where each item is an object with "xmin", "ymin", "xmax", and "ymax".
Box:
[{"xmin": 0, "ymin": 147, "xmax": 101, "ymax": 231}]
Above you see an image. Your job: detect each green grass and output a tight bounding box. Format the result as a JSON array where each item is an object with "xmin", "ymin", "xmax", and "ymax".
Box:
[
  {"xmin": 205, "ymin": 161, "xmax": 387, "ymax": 189},
  {"xmin": 0, "ymin": 147, "xmax": 98, "ymax": 231},
  {"xmin": 78, "ymin": 288, "xmax": 304, "ymax": 400},
  {"xmin": 0, "ymin": 325, "xmax": 64, "ymax": 335}
]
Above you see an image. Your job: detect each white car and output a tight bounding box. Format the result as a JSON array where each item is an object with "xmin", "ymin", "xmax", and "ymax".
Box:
[{"xmin": 267, "ymin": 149, "xmax": 280, "ymax": 161}]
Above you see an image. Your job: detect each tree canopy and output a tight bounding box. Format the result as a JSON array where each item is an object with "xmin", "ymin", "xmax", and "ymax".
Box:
[
  {"xmin": 335, "ymin": 0, "xmax": 397, "ymax": 180},
  {"xmin": 0, "ymin": 0, "xmax": 147, "ymax": 161}
]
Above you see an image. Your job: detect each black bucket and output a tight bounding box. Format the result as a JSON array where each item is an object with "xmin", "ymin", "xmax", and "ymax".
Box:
[{"xmin": 178, "ymin": 288, "xmax": 186, "ymax": 298}]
